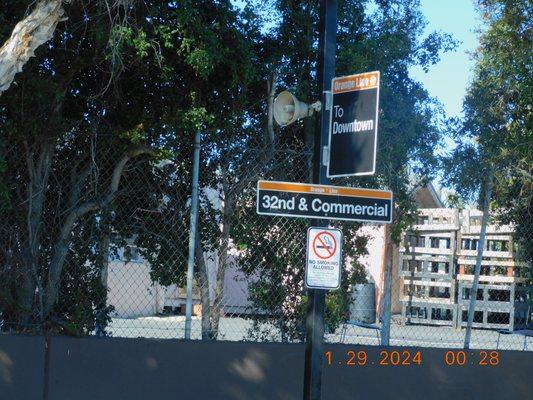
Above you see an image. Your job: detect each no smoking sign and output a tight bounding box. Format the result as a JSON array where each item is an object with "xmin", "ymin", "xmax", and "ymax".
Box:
[{"xmin": 306, "ymin": 228, "xmax": 342, "ymax": 290}]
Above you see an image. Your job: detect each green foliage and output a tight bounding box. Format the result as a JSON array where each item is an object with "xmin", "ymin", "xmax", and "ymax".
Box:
[
  {"xmin": 0, "ymin": 0, "xmax": 263, "ymax": 334},
  {"xmin": 52, "ymin": 215, "xmax": 115, "ymax": 336},
  {"xmin": 0, "ymin": 0, "xmax": 455, "ymax": 338},
  {"xmin": 337, "ymin": 0, "xmax": 455, "ymax": 242},
  {"xmin": 442, "ymin": 0, "xmax": 532, "ymax": 268}
]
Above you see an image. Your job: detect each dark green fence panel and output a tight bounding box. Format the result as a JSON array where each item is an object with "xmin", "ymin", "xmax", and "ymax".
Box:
[{"xmin": 0, "ymin": 335, "xmax": 46, "ymax": 400}]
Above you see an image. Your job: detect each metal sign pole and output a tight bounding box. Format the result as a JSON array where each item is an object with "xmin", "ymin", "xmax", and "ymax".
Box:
[
  {"xmin": 185, "ymin": 130, "xmax": 201, "ymax": 340},
  {"xmin": 303, "ymin": 1, "xmax": 336, "ymax": 399}
]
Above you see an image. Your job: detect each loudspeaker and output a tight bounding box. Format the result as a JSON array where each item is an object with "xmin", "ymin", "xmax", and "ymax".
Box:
[{"xmin": 273, "ymin": 91, "xmax": 312, "ymax": 126}]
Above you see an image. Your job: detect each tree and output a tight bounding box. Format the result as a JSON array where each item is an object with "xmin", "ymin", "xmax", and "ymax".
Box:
[
  {"xmin": 0, "ymin": 0, "xmax": 262, "ymax": 335},
  {"xmin": 0, "ymin": 0, "xmax": 457, "ymax": 341},
  {"xmin": 442, "ymin": 0, "xmax": 532, "ymax": 346},
  {"xmin": 230, "ymin": 0, "xmax": 456, "ymax": 340},
  {"xmin": 0, "ymin": 1, "xmax": 148, "ymax": 332},
  {"xmin": 0, "ymin": 1, "xmax": 142, "ymax": 95},
  {"xmin": 442, "ymin": 0, "xmax": 532, "ymax": 267}
]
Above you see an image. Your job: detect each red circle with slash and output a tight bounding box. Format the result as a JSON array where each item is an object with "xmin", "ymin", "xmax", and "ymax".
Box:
[{"xmin": 312, "ymin": 231, "xmax": 337, "ymax": 260}]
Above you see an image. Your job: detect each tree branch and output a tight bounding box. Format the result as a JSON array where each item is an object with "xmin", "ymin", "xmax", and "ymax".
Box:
[
  {"xmin": 43, "ymin": 146, "xmax": 156, "ymax": 316},
  {"xmin": 266, "ymin": 72, "xmax": 277, "ymax": 147},
  {"xmin": 0, "ymin": 0, "xmax": 67, "ymax": 94}
]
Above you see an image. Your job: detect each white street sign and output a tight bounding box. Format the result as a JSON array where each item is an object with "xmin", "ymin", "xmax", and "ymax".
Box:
[{"xmin": 305, "ymin": 227, "xmax": 342, "ymax": 290}]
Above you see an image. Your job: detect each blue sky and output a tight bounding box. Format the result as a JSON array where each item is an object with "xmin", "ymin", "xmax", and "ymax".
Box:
[
  {"xmin": 410, "ymin": 0, "xmax": 483, "ymax": 118},
  {"xmin": 409, "ymin": 1, "xmax": 484, "ymax": 197},
  {"xmin": 233, "ymin": 1, "xmax": 482, "ymax": 118}
]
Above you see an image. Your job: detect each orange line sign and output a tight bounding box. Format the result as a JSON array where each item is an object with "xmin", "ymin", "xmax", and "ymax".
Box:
[{"xmin": 257, "ymin": 180, "xmax": 393, "ymax": 223}]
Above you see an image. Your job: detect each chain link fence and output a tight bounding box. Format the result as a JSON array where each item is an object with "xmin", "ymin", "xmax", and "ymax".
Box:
[
  {"xmin": 0, "ymin": 136, "xmax": 531, "ymax": 350},
  {"xmin": 335, "ymin": 206, "xmax": 533, "ymax": 351}
]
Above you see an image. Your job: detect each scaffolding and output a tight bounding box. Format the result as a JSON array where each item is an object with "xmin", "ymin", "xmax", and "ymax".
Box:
[
  {"xmin": 400, "ymin": 209, "xmax": 459, "ymax": 326},
  {"xmin": 456, "ymin": 210, "xmax": 530, "ymax": 330},
  {"xmin": 399, "ymin": 208, "xmax": 531, "ymax": 331}
]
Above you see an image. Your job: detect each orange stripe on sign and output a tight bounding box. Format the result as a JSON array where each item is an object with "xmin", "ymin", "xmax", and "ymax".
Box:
[
  {"xmin": 332, "ymin": 71, "xmax": 380, "ymax": 94},
  {"xmin": 258, "ymin": 181, "xmax": 392, "ymax": 199}
]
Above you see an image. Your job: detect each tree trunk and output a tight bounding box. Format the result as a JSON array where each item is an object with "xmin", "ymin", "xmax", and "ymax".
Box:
[
  {"xmin": 266, "ymin": 72, "xmax": 277, "ymax": 147},
  {"xmin": 44, "ymin": 202, "xmax": 99, "ymax": 316},
  {"xmin": 21, "ymin": 141, "xmax": 54, "ymax": 326},
  {"xmin": 210, "ymin": 185, "xmax": 234, "ymax": 340},
  {"xmin": 43, "ymin": 147, "xmax": 155, "ymax": 319},
  {"xmin": 195, "ymin": 238, "xmax": 212, "ymax": 340},
  {"xmin": 380, "ymin": 224, "xmax": 393, "ymax": 346},
  {"xmin": 95, "ymin": 222, "xmax": 110, "ymax": 337},
  {"xmin": 19, "ymin": 268, "xmax": 37, "ymax": 328},
  {"xmin": 0, "ymin": 0, "xmax": 66, "ymax": 94}
]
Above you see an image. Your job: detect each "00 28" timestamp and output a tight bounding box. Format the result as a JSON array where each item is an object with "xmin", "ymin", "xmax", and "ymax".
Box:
[{"xmin": 443, "ymin": 350, "xmax": 500, "ymax": 366}]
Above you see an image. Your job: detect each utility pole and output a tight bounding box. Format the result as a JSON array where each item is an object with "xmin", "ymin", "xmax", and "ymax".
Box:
[{"xmin": 303, "ymin": 1, "xmax": 337, "ymax": 399}]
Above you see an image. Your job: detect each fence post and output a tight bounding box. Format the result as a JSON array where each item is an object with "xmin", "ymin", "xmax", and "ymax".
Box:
[
  {"xmin": 379, "ymin": 222, "xmax": 394, "ymax": 346},
  {"xmin": 380, "ymin": 262, "xmax": 392, "ymax": 345},
  {"xmin": 464, "ymin": 166, "xmax": 493, "ymax": 349},
  {"xmin": 185, "ymin": 130, "xmax": 201, "ymax": 340}
]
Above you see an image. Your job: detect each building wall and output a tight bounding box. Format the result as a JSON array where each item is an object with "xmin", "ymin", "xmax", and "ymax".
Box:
[
  {"xmin": 221, "ymin": 262, "xmax": 254, "ymax": 314},
  {"xmin": 106, "ymin": 248, "xmax": 244, "ymax": 318},
  {"xmin": 107, "ymin": 259, "xmax": 164, "ymax": 318}
]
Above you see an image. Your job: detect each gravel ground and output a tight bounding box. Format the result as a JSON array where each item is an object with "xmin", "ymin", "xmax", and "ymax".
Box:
[{"xmin": 106, "ymin": 315, "xmax": 532, "ymax": 351}]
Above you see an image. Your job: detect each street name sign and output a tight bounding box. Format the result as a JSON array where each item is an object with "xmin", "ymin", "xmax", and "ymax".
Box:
[
  {"xmin": 306, "ymin": 227, "xmax": 342, "ymax": 289},
  {"xmin": 256, "ymin": 180, "xmax": 392, "ymax": 223},
  {"xmin": 327, "ymin": 71, "xmax": 380, "ymax": 178}
]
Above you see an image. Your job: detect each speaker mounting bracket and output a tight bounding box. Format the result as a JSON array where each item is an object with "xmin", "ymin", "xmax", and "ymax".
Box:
[
  {"xmin": 322, "ymin": 146, "xmax": 330, "ymax": 167},
  {"xmin": 324, "ymin": 90, "xmax": 332, "ymax": 111}
]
